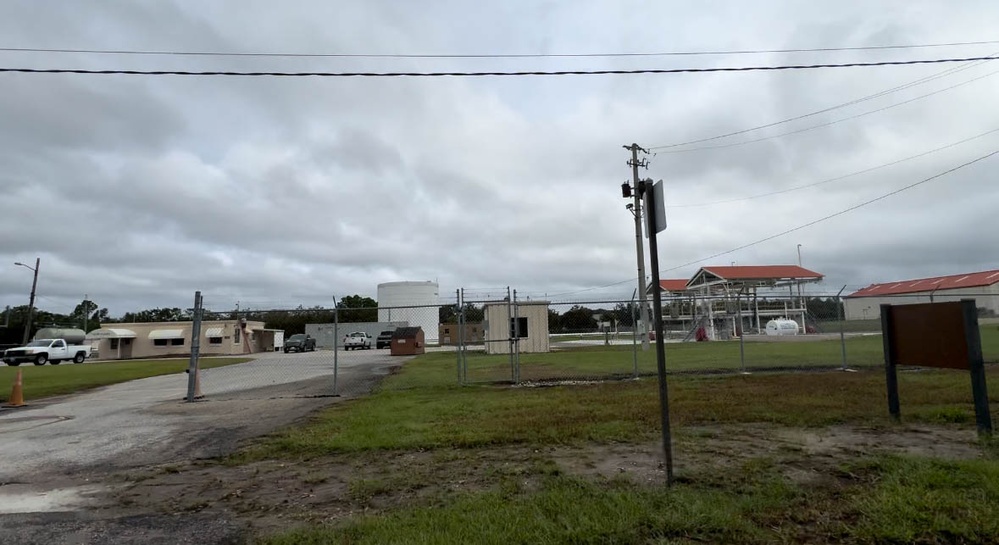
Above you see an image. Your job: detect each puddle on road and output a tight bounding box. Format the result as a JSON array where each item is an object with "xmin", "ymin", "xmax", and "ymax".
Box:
[
  {"xmin": 0, "ymin": 416, "xmax": 72, "ymax": 433},
  {"xmin": 0, "ymin": 484, "xmax": 106, "ymax": 514}
]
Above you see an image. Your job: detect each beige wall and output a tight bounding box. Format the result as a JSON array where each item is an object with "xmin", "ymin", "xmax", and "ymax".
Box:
[
  {"xmin": 88, "ymin": 320, "xmax": 266, "ymax": 360},
  {"xmin": 483, "ymin": 302, "xmax": 550, "ymax": 354}
]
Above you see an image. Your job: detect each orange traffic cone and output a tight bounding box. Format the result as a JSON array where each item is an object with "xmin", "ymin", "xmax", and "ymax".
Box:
[{"xmin": 5, "ymin": 369, "xmax": 26, "ymax": 408}]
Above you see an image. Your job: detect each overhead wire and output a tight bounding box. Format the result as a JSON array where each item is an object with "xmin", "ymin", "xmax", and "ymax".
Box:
[
  {"xmin": 2, "ymin": 39, "xmax": 997, "ymax": 59},
  {"xmin": 648, "ymin": 53, "xmax": 998, "ymax": 150},
  {"xmin": 659, "ymin": 147, "xmax": 999, "ymax": 274},
  {"xmin": 668, "ymin": 127, "xmax": 999, "ymax": 207},
  {"xmin": 653, "ymin": 66, "xmax": 999, "ymax": 153},
  {"xmin": 551, "ymin": 146, "xmax": 999, "ymax": 297},
  {"xmin": 1, "ymin": 55, "xmax": 998, "ymax": 77}
]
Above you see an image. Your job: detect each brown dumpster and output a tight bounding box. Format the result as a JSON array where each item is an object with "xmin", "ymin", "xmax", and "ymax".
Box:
[{"xmin": 390, "ymin": 327, "xmax": 425, "ymax": 356}]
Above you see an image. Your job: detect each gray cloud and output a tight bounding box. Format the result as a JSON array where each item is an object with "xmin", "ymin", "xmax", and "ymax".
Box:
[{"xmin": 1, "ymin": 1, "xmax": 998, "ymax": 316}]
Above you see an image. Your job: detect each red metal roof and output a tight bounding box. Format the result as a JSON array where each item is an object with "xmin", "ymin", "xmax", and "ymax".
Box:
[
  {"xmin": 659, "ymin": 279, "xmax": 689, "ymax": 292},
  {"xmin": 847, "ymin": 269, "xmax": 999, "ymax": 298},
  {"xmin": 698, "ymin": 265, "xmax": 824, "ymax": 281}
]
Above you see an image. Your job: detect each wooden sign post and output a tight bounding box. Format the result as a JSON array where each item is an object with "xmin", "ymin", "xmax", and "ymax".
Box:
[{"xmin": 881, "ymin": 299, "xmax": 991, "ymax": 435}]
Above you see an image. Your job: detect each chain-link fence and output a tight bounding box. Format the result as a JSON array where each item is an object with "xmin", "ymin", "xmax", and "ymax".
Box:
[
  {"xmin": 448, "ymin": 290, "xmax": 999, "ymax": 386},
  {"xmin": 65, "ymin": 288, "xmax": 999, "ymax": 399}
]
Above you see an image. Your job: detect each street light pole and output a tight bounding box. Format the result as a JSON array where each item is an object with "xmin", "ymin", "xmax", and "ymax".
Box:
[{"xmin": 15, "ymin": 257, "xmax": 40, "ymax": 345}]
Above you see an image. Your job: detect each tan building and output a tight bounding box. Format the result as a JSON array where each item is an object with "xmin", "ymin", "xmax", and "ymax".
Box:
[
  {"xmin": 86, "ymin": 319, "xmax": 276, "ymax": 360},
  {"xmin": 483, "ymin": 301, "xmax": 550, "ymax": 355}
]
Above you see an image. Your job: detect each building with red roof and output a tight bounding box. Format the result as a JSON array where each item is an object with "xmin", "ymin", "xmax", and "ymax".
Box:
[{"xmin": 844, "ymin": 269, "xmax": 999, "ymax": 320}]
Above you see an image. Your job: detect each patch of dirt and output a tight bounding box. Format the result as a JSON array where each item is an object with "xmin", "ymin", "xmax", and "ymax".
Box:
[{"xmin": 103, "ymin": 422, "xmax": 987, "ymax": 538}]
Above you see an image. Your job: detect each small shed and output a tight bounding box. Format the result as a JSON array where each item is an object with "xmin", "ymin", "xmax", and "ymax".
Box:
[{"xmin": 390, "ymin": 326, "xmax": 425, "ymax": 356}]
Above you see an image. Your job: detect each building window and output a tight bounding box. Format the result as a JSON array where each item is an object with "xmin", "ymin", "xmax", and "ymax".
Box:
[
  {"xmin": 154, "ymin": 339, "xmax": 169, "ymax": 347},
  {"xmin": 110, "ymin": 338, "xmax": 119, "ymax": 350},
  {"xmin": 234, "ymin": 327, "xmax": 240, "ymax": 343},
  {"xmin": 510, "ymin": 317, "xmax": 529, "ymax": 338},
  {"xmin": 170, "ymin": 338, "xmax": 185, "ymax": 346},
  {"xmin": 208, "ymin": 337, "xmax": 223, "ymax": 345}
]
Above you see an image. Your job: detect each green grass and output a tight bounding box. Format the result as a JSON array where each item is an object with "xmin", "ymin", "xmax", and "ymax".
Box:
[
  {"xmin": 260, "ymin": 455, "xmax": 999, "ymax": 544},
  {"xmin": 240, "ymin": 331, "xmax": 999, "ymax": 544},
  {"xmin": 0, "ymin": 357, "xmax": 251, "ymax": 402},
  {"xmin": 246, "ymin": 351, "xmax": 999, "ymax": 457},
  {"xmin": 454, "ymin": 325, "xmax": 999, "ymax": 383},
  {"xmin": 263, "ymin": 473, "xmax": 795, "ymax": 545},
  {"xmin": 847, "ymin": 455, "xmax": 999, "ymax": 543}
]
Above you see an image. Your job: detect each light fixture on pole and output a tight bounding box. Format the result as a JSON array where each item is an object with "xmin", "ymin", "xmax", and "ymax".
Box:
[{"xmin": 14, "ymin": 258, "xmax": 40, "ymax": 345}]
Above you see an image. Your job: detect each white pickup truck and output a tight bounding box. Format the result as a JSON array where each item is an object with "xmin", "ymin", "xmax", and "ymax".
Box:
[
  {"xmin": 3, "ymin": 338, "xmax": 90, "ymax": 366},
  {"xmin": 343, "ymin": 331, "xmax": 372, "ymax": 350}
]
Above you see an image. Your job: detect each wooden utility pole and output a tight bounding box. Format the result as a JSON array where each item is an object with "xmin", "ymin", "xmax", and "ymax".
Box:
[{"xmin": 626, "ymin": 144, "xmax": 651, "ymax": 350}]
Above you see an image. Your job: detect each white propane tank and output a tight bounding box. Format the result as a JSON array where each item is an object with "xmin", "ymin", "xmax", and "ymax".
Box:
[{"xmin": 765, "ymin": 318, "xmax": 800, "ymax": 336}]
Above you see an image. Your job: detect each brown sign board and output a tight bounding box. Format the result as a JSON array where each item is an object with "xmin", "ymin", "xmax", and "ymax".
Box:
[
  {"xmin": 881, "ymin": 299, "xmax": 991, "ymax": 435},
  {"xmin": 885, "ymin": 302, "xmax": 969, "ymax": 369}
]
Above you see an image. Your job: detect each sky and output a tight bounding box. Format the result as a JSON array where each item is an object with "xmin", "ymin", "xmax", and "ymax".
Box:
[{"xmin": 1, "ymin": 1, "xmax": 998, "ymax": 316}]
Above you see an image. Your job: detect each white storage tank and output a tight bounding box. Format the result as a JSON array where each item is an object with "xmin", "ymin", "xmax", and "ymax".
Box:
[
  {"xmin": 377, "ymin": 281, "xmax": 440, "ymax": 344},
  {"xmin": 765, "ymin": 318, "xmax": 800, "ymax": 336}
]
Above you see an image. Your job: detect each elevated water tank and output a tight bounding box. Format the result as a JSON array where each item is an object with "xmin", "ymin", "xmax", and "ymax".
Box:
[
  {"xmin": 378, "ymin": 281, "xmax": 440, "ymax": 344},
  {"xmin": 765, "ymin": 319, "xmax": 799, "ymax": 336}
]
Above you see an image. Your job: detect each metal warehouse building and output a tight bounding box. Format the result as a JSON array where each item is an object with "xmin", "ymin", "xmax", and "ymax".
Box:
[{"xmin": 844, "ymin": 269, "xmax": 999, "ymax": 320}]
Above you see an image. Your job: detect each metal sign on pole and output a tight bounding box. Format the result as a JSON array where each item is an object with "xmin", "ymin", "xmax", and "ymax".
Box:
[{"xmin": 642, "ymin": 178, "xmax": 674, "ymax": 484}]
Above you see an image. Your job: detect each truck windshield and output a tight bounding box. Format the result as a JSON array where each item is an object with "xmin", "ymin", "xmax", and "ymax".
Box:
[{"xmin": 26, "ymin": 340, "xmax": 53, "ymax": 347}]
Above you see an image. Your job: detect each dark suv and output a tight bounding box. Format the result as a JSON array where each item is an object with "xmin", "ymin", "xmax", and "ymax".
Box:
[
  {"xmin": 376, "ymin": 330, "xmax": 396, "ymax": 349},
  {"xmin": 284, "ymin": 334, "xmax": 316, "ymax": 353}
]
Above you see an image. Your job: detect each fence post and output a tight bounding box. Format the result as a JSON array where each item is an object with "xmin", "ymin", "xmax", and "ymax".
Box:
[
  {"xmin": 506, "ymin": 287, "xmax": 514, "ymax": 383},
  {"xmin": 333, "ymin": 295, "xmax": 339, "ymax": 395},
  {"xmin": 737, "ymin": 290, "xmax": 747, "ymax": 374},
  {"xmin": 455, "ymin": 289, "xmax": 462, "ymax": 385},
  {"xmin": 632, "ymin": 295, "xmax": 639, "ymax": 378},
  {"xmin": 513, "ymin": 289, "xmax": 521, "ymax": 383},
  {"xmin": 185, "ymin": 291, "xmax": 203, "ymax": 402},
  {"xmin": 460, "ymin": 288, "xmax": 467, "ymax": 383},
  {"xmin": 837, "ymin": 285, "xmax": 849, "ymax": 371}
]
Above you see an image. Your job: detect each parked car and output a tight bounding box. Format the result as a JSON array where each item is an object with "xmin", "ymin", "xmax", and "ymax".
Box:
[
  {"xmin": 3, "ymin": 338, "xmax": 90, "ymax": 366},
  {"xmin": 283, "ymin": 334, "xmax": 316, "ymax": 353},
  {"xmin": 343, "ymin": 331, "xmax": 372, "ymax": 350},
  {"xmin": 376, "ymin": 330, "xmax": 396, "ymax": 349}
]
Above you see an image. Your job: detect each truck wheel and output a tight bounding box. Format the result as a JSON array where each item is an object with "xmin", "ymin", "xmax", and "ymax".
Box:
[
  {"xmin": 7, "ymin": 362, "xmax": 20, "ymax": 367},
  {"xmin": 73, "ymin": 352, "xmax": 86, "ymax": 364},
  {"xmin": 34, "ymin": 354, "xmax": 48, "ymax": 365}
]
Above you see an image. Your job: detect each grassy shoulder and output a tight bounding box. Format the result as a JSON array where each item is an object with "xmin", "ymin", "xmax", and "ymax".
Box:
[
  {"xmin": 0, "ymin": 357, "xmax": 252, "ymax": 402},
  {"xmin": 222, "ymin": 342, "xmax": 999, "ymax": 543},
  {"xmin": 261, "ymin": 454, "xmax": 999, "ymax": 545},
  {"xmin": 244, "ymin": 347, "xmax": 999, "ymax": 457}
]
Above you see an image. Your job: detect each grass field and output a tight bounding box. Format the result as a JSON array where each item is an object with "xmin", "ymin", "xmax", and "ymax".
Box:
[
  {"xmin": 0, "ymin": 357, "xmax": 251, "ymax": 402},
  {"xmin": 235, "ymin": 337, "xmax": 999, "ymax": 543},
  {"xmin": 456, "ymin": 325, "xmax": 999, "ymax": 384}
]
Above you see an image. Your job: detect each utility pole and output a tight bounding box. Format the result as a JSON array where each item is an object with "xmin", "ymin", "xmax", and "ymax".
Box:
[
  {"xmin": 15, "ymin": 257, "xmax": 40, "ymax": 345},
  {"xmin": 83, "ymin": 293, "xmax": 89, "ymax": 332},
  {"xmin": 624, "ymin": 144, "xmax": 651, "ymax": 350}
]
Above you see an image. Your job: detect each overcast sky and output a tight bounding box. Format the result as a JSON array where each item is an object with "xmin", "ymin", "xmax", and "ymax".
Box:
[{"xmin": 1, "ymin": 1, "xmax": 998, "ymax": 316}]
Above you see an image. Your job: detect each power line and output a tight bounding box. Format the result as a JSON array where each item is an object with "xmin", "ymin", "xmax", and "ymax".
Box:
[
  {"xmin": 553, "ymin": 145, "xmax": 999, "ymax": 298},
  {"xmin": 2, "ymin": 39, "xmax": 998, "ymax": 59},
  {"xmin": 653, "ymin": 66, "xmax": 999, "ymax": 153},
  {"xmin": 668, "ymin": 127, "xmax": 999, "ymax": 207},
  {"xmin": 648, "ymin": 54, "xmax": 997, "ymax": 150},
  {"xmin": 661, "ymin": 147, "xmax": 999, "ymax": 274},
  {"xmin": 1, "ymin": 55, "xmax": 998, "ymax": 78}
]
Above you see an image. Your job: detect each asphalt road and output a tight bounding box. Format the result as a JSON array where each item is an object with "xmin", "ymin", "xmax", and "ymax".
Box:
[{"xmin": 0, "ymin": 349, "xmax": 406, "ymax": 543}]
